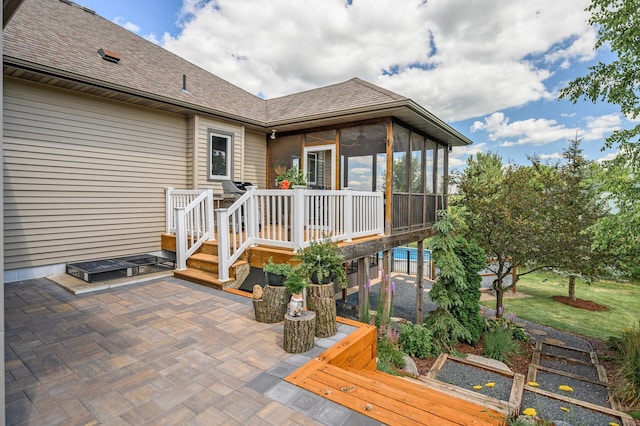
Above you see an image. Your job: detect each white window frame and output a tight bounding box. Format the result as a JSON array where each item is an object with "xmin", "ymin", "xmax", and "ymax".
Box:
[{"xmin": 208, "ymin": 130, "xmax": 233, "ymax": 181}]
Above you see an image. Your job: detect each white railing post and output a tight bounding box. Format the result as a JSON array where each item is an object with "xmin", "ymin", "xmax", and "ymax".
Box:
[
  {"xmin": 206, "ymin": 188, "xmax": 215, "ymax": 240},
  {"xmin": 344, "ymin": 188, "xmax": 353, "ymax": 242},
  {"xmin": 165, "ymin": 187, "xmax": 174, "ymax": 234},
  {"xmin": 376, "ymin": 190, "xmax": 385, "ymax": 235},
  {"xmin": 217, "ymin": 208, "xmax": 231, "ymax": 281},
  {"xmin": 246, "ymin": 186, "xmax": 258, "ymax": 245},
  {"xmin": 175, "ymin": 206, "xmax": 187, "ymax": 270},
  {"xmin": 292, "ymin": 185, "xmax": 306, "ymax": 251}
]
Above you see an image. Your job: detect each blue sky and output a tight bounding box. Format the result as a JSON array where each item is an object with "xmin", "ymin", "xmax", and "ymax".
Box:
[{"xmin": 77, "ymin": 0, "xmax": 628, "ymax": 172}]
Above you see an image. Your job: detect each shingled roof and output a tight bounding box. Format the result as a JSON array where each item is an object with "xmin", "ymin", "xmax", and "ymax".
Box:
[{"xmin": 3, "ymin": 0, "xmax": 472, "ymax": 146}]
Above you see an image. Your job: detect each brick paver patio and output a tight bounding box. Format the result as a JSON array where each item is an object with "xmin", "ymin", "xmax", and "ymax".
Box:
[{"xmin": 4, "ymin": 277, "xmax": 379, "ymax": 425}]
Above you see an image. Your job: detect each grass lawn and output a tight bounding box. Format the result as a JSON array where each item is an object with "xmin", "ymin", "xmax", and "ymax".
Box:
[{"xmin": 479, "ymin": 272, "xmax": 640, "ymax": 341}]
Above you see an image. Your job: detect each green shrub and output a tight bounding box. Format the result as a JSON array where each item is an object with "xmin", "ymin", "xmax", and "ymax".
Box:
[
  {"xmin": 482, "ymin": 326, "xmax": 520, "ymax": 364},
  {"xmin": 377, "ymin": 337, "xmax": 405, "ymax": 374},
  {"xmin": 613, "ymin": 322, "xmax": 640, "ymax": 406},
  {"xmin": 399, "ymin": 323, "xmax": 435, "ymax": 359},
  {"xmin": 484, "ymin": 313, "xmax": 529, "ymax": 342}
]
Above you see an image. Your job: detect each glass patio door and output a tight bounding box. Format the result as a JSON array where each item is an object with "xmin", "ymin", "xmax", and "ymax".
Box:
[{"xmin": 303, "ymin": 145, "xmax": 336, "ymax": 189}]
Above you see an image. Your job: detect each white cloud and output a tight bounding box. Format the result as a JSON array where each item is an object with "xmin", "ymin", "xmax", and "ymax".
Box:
[
  {"xmin": 472, "ymin": 112, "xmax": 578, "ymax": 147},
  {"xmin": 144, "ymin": 33, "xmax": 162, "ymax": 45},
  {"xmin": 113, "ymin": 17, "xmax": 140, "ymax": 33},
  {"xmin": 596, "ymin": 150, "xmax": 619, "ymax": 163},
  {"xmin": 584, "ymin": 113, "xmax": 621, "ymax": 140},
  {"xmin": 161, "ymin": 0, "xmax": 595, "ymax": 121},
  {"xmin": 539, "ymin": 152, "xmax": 563, "ymax": 160}
]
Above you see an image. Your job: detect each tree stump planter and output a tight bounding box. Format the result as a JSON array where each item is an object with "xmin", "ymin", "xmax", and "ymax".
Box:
[
  {"xmin": 307, "ymin": 283, "xmax": 337, "ymax": 338},
  {"xmin": 283, "ymin": 310, "xmax": 316, "ymax": 353},
  {"xmin": 253, "ymin": 284, "xmax": 289, "ymax": 323}
]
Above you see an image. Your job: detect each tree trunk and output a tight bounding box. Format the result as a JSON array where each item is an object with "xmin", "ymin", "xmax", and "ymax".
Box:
[
  {"xmin": 307, "ymin": 283, "xmax": 337, "ymax": 338},
  {"xmin": 568, "ymin": 275, "xmax": 576, "ymax": 301},
  {"xmin": 253, "ymin": 285, "xmax": 290, "ymax": 323},
  {"xmin": 494, "ymin": 277, "xmax": 504, "ymax": 318},
  {"xmin": 283, "ymin": 311, "xmax": 316, "ymax": 353}
]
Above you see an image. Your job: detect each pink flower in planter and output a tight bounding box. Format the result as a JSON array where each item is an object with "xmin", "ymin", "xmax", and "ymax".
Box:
[{"xmin": 280, "ymin": 180, "xmax": 290, "ymax": 189}]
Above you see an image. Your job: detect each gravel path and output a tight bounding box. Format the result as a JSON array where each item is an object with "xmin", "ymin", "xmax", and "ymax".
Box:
[
  {"xmin": 435, "ymin": 360, "xmax": 512, "ymax": 402},
  {"xmin": 336, "ymin": 272, "xmax": 623, "ymax": 425},
  {"xmin": 520, "ymin": 390, "xmax": 620, "ymax": 426}
]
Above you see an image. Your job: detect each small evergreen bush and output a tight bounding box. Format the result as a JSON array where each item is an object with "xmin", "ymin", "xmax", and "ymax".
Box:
[
  {"xmin": 450, "ymin": 238, "xmax": 485, "ymax": 344},
  {"xmin": 399, "ymin": 323, "xmax": 435, "ymax": 359}
]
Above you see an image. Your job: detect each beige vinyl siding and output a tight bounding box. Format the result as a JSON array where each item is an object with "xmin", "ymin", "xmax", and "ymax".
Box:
[
  {"xmin": 187, "ymin": 115, "xmax": 196, "ymax": 189},
  {"xmin": 243, "ymin": 129, "xmax": 267, "ymax": 188},
  {"xmin": 194, "ymin": 117, "xmax": 267, "ymax": 190},
  {"xmin": 3, "ymin": 78, "xmax": 188, "ymax": 269}
]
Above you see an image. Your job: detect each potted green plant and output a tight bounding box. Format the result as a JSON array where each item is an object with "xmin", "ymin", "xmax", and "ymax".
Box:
[
  {"xmin": 283, "ymin": 266, "xmax": 308, "ymax": 295},
  {"xmin": 284, "ymin": 267, "xmax": 308, "ymax": 317},
  {"xmin": 295, "ymin": 236, "xmax": 347, "ymax": 287},
  {"xmin": 275, "ymin": 166, "xmax": 307, "ymax": 189},
  {"xmin": 262, "ymin": 257, "xmax": 292, "ymax": 286}
]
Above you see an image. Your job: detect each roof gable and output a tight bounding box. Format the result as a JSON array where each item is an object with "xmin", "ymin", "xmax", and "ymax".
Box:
[
  {"xmin": 266, "ymin": 77, "xmax": 407, "ymax": 122},
  {"xmin": 3, "ymin": 0, "xmax": 471, "ymax": 146},
  {"xmin": 3, "ymin": 0, "xmax": 266, "ymax": 122}
]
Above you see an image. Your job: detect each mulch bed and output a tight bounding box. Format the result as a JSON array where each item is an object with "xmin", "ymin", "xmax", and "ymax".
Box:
[{"xmin": 552, "ymin": 295, "xmax": 609, "ymax": 311}]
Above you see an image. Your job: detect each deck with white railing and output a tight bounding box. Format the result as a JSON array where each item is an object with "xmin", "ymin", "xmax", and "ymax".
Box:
[{"xmin": 166, "ymin": 186, "xmax": 385, "ymax": 282}]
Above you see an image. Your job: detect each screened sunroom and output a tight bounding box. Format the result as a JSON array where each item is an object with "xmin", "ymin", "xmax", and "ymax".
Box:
[{"xmin": 266, "ymin": 118, "xmax": 449, "ymax": 236}]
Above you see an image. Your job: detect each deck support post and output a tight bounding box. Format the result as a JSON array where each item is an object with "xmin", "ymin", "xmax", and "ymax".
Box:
[
  {"xmin": 357, "ymin": 256, "xmax": 370, "ymax": 322},
  {"xmin": 378, "ymin": 250, "xmax": 392, "ymax": 324},
  {"xmin": 416, "ymin": 240, "xmax": 424, "ymax": 324}
]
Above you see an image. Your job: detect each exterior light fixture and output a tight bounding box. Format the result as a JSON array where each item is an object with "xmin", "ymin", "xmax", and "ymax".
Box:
[{"xmin": 270, "ymin": 130, "xmax": 277, "ymax": 140}]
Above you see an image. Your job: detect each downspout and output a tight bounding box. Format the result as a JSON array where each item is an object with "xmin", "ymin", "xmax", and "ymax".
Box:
[
  {"xmin": 240, "ymin": 125, "xmax": 246, "ymax": 182},
  {"xmin": 192, "ymin": 115, "xmax": 199, "ymax": 189}
]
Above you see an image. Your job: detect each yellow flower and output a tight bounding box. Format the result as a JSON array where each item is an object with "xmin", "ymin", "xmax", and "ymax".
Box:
[
  {"xmin": 527, "ymin": 381, "xmax": 539, "ymax": 387},
  {"xmin": 522, "ymin": 407, "xmax": 537, "ymax": 417},
  {"xmin": 472, "ymin": 385, "xmax": 483, "ymax": 390},
  {"xmin": 558, "ymin": 385, "xmax": 574, "ymax": 392},
  {"xmin": 485, "ymin": 382, "xmax": 495, "ymax": 387},
  {"xmin": 560, "ymin": 407, "xmax": 570, "ymax": 412}
]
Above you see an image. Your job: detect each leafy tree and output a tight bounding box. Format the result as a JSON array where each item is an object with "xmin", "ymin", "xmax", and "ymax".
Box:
[
  {"xmin": 454, "ymin": 152, "xmax": 553, "ymax": 317},
  {"xmin": 559, "ymin": 0, "xmax": 640, "ymax": 270},
  {"xmin": 588, "ymin": 158, "xmax": 640, "ymax": 278},
  {"xmin": 559, "ymin": 0, "xmax": 640, "ymax": 167},
  {"xmin": 539, "ymin": 136, "xmax": 609, "ymax": 300}
]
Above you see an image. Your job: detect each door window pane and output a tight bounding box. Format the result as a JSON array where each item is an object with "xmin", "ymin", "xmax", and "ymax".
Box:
[{"xmin": 209, "ymin": 130, "xmax": 232, "ymax": 180}]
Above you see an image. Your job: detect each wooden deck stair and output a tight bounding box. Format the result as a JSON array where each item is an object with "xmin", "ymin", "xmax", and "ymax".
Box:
[
  {"xmin": 161, "ymin": 235, "xmax": 250, "ymax": 290},
  {"xmin": 286, "ymin": 318, "xmax": 505, "ymax": 425}
]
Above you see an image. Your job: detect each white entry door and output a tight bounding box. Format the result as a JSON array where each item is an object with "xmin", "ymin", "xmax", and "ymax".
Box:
[{"xmin": 303, "ymin": 145, "xmax": 336, "ymax": 189}]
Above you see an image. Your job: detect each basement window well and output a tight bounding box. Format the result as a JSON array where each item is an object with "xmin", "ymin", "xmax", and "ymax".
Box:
[{"xmin": 67, "ymin": 251, "xmax": 175, "ymax": 283}]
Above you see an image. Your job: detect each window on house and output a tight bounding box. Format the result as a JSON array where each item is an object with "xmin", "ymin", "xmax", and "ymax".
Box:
[{"xmin": 208, "ymin": 130, "xmax": 232, "ymax": 180}]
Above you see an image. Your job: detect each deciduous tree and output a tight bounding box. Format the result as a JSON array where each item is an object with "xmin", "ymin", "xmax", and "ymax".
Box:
[{"xmin": 455, "ymin": 152, "xmax": 552, "ymax": 317}]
